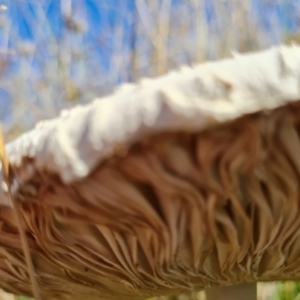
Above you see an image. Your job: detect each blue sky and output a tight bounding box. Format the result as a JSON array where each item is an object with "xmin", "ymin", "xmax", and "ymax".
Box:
[
  {"xmin": 0, "ymin": 0, "xmax": 299, "ymax": 78},
  {"xmin": 1, "ymin": 0, "xmax": 300, "ymax": 130},
  {"xmin": 4, "ymin": 0, "xmax": 300, "ymax": 58}
]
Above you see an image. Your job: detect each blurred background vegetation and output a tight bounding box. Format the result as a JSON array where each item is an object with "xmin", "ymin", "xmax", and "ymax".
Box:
[
  {"xmin": 0, "ymin": 0, "xmax": 300, "ymax": 299},
  {"xmin": 1, "ymin": 0, "xmax": 300, "ymax": 140}
]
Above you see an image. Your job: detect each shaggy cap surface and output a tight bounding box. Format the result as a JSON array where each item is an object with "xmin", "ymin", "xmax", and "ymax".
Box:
[{"xmin": 0, "ymin": 46, "xmax": 300, "ymax": 299}]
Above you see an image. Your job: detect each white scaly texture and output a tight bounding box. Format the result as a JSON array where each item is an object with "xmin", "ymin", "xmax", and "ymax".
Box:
[{"xmin": 3, "ymin": 45, "xmax": 300, "ymax": 191}]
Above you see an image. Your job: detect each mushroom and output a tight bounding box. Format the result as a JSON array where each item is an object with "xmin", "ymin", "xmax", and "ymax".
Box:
[{"xmin": 0, "ymin": 45, "xmax": 300, "ymax": 300}]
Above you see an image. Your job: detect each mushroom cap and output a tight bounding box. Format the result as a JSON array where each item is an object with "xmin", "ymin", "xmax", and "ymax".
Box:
[{"xmin": 1, "ymin": 45, "xmax": 300, "ymax": 299}]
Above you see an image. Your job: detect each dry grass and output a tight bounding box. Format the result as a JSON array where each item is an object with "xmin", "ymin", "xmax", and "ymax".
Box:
[{"xmin": 1, "ymin": 0, "xmax": 299, "ymax": 140}]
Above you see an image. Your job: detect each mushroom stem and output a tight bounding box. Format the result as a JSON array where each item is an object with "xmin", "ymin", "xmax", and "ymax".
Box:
[{"xmin": 205, "ymin": 283, "xmax": 257, "ymax": 300}]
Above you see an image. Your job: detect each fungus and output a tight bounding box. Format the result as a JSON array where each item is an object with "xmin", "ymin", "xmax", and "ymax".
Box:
[{"xmin": 1, "ymin": 45, "xmax": 300, "ymax": 299}]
